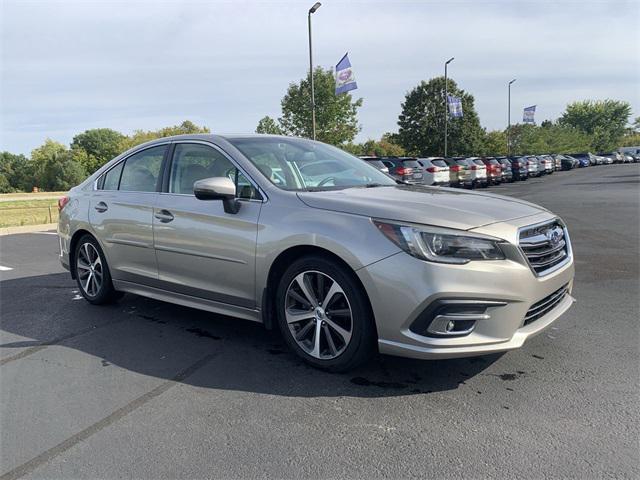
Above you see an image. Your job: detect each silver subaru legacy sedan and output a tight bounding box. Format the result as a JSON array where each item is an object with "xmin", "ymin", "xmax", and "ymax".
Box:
[{"xmin": 58, "ymin": 134, "xmax": 575, "ymax": 371}]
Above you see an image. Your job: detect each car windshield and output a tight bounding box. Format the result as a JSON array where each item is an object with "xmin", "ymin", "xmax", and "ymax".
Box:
[
  {"xmin": 431, "ymin": 160, "xmax": 447, "ymax": 167},
  {"xmin": 227, "ymin": 137, "xmax": 397, "ymax": 191}
]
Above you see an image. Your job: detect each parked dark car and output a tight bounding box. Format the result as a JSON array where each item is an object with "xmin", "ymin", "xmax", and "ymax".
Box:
[
  {"xmin": 443, "ymin": 157, "xmax": 473, "ymax": 188},
  {"xmin": 379, "ymin": 157, "xmax": 423, "ymax": 184},
  {"xmin": 558, "ymin": 155, "xmax": 576, "ymax": 171},
  {"xmin": 480, "ymin": 157, "xmax": 503, "ymax": 184},
  {"xmin": 495, "ymin": 157, "xmax": 514, "ymax": 182},
  {"xmin": 359, "ymin": 156, "xmax": 389, "ymax": 174},
  {"xmin": 508, "ymin": 156, "xmax": 529, "ymax": 180},
  {"xmin": 570, "ymin": 153, "xmax": 591, "ymax": 168}
]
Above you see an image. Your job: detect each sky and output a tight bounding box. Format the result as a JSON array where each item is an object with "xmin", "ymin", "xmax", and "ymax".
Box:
[{"xmin": 1, "ymin": 0, "xmax": 639, "ymax": 155}]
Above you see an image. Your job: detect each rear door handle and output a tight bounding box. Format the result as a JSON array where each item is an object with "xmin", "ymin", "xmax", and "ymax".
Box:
[
  {"xmin": 154, "ymin": 209, "xmax": 174, "ymax": 223},
  {"xmin": 94, "ymin": 201, "xmax": 108, "ymax": 213}
]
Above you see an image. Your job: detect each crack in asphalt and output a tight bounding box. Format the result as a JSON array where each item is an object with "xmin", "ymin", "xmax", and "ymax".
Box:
[
  {"xmin": 0, "ymin": 318, "xmax": 129, "ymax": 366},
  {"xmin": 0, "ymin": 352, "xmax": 219, "ymax": 480}
]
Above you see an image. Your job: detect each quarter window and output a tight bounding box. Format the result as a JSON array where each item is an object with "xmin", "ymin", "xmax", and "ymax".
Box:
[
  {"xmin": 119, "ymin": 146, "xmax": 165, "ymax": 192},
  {"xmin": 101, "ymin": 162, "xmax": 124, "ymax": 190}
]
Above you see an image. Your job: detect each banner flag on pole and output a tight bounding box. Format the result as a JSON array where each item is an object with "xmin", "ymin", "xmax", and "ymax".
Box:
[
  {"xmin": 447, "ymin": 95, "xmax": 463, "ymax": 117},
  {"xmin": 335, "ymin": 53, "xmax": 357, "ymax": 95},
  {"xmin": 523, "ymin": 105, "xmax": 536, "ymax": 124}
]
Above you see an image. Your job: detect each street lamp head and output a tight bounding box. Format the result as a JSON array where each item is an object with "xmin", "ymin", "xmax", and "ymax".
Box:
[
  {"xmin": 509, "ymin": 79, "xmax": 517, "ymax": 85},
  {"xmin": 446, "ymin": 57, "xmax": 455, "ymax": 65},
  {"xmin": 309, "ymin": 2, "xmax": 321, "ymax": 14}
]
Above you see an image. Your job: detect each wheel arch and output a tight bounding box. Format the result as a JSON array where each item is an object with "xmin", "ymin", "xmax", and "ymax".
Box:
[
  {"xmin": 261, "ymin": 245, "xmax": 377, "ymax": 339},
  {"xmin": 68, "ymin": 229, "xmax": 98, "ymax": 280}
]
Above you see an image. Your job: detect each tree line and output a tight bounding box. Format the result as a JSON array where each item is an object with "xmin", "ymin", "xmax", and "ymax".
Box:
[
  {"xmin": 2, "ymin": 69, "xmax": 638, "ymax": 193},
  {"xmin": 0, "ymin": 121, "xmax": 209, "ymax": 193},
  {"xmin": 257, "ymin": 68, "xmax": 638, "ymax": 158}
]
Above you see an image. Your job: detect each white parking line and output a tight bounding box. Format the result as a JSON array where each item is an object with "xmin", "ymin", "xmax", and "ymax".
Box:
[
  {"xmin": 31, "ymin": 231, "xmax": 57, "ymax": 235},
  {"xmin": 0, "ymin": 265, "xmax": 14, "ymax": 271}
]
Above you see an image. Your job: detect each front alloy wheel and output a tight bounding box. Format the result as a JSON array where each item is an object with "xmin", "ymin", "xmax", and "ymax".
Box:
[
  {"xmin": 285, "ymin": 271, "xmax": 353, "ymax": 360},
  {"xmin": 276, "ymin": 256, "xmax": 376, "ymax": 371}
]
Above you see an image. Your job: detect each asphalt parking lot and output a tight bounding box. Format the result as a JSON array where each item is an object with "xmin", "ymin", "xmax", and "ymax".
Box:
[{"xmin": 1, "ymin": 164, "xmax": 638, "ymax": 479}]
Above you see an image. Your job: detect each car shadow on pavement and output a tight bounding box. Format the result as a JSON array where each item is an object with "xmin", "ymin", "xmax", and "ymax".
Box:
[{"xmin": 1, "ymin": 273, "xmax": 501, "ymax": 398}]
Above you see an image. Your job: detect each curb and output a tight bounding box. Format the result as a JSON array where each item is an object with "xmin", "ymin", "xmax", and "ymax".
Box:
[{"xmin": 0, "ymin": 223, "xmax": 57, "ymax": 236}]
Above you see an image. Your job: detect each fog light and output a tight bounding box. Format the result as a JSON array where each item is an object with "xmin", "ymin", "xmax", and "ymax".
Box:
[{"xmin": 446, "ymin": 320, "xmax": 455, "ymax": 332}]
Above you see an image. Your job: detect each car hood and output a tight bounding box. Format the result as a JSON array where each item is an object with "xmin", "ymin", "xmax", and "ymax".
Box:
[{"xmin": 296, "ymin": 185, "xmax": 550, "ymax": 231}]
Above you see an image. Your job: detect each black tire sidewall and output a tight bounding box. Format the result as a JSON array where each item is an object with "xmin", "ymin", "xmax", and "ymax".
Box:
[
  {"xmin": 74, "ymin": 234, "xmax": 117, "ymax": 305},
  {"xmin": 275, "ymin": 255, "xmax": 375, "ymax": 371}
]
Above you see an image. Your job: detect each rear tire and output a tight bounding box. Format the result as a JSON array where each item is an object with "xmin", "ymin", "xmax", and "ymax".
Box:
[
  {"xmin": 74, "ymin": 234, "xmax": 121, "ymax": 305},
  {"xmin": 275, "ymin": 255, "xmax": 376, "ymax": 372}
]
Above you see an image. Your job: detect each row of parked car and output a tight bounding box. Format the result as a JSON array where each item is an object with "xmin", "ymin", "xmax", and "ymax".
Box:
[{"xmin": 359, "ymin": 151, "xmax": 640, "ymax": 188}]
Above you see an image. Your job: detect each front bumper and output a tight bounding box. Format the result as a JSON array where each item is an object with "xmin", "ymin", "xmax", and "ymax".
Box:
[{"xmin": 357, "ymin": 215, "xmax": 575, "ymax": 360}]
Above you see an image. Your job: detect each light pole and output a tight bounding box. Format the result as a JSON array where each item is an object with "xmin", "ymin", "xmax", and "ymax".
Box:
[
  {"xmin": 308, "ymin": 2, "xmax": 321, "ymax": 140},
  {"xmin": 507, "ymin": 78, "xmax": 516, "ymax": 156},
  {"xmin": 444, "ymin": 57, "xmax": 454, "ymax": 157}
]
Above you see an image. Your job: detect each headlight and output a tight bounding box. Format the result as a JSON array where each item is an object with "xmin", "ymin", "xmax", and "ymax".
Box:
[{"xmin": 373, "ymin": 220, "xmax": 505, "ymax": 264}]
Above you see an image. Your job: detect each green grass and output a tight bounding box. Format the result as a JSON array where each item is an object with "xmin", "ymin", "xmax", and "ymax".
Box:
[{"xmin": 0, "ymin": 199, "xmax": 59, "ymax": 227}]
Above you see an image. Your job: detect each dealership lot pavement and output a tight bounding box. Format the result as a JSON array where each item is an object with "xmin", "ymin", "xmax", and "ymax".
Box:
[{"xmin": 1, "ymin": 164, "xmax": 638, "ymax": 479}]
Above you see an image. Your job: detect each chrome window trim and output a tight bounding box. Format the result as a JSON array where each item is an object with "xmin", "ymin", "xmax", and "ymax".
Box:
[
  {"xmin": 92, "ymin": 142, "xmax": 172, "ymax": 192},
  {"xmin": 517, "ymin": 218, "xmax": 572, "ymax": 278},
  {"xmin": 166, "ymin": 140, "xmax": 268, "ymax": 203}
]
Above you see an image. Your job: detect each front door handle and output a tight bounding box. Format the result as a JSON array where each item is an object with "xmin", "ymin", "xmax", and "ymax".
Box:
[
  {"xmin": 94, "ymin": 201, "xmax": 108, "ymax": 213},
  {"xmin": 154, "ymin": 209, "xmax": 174, "ymax": 223}
]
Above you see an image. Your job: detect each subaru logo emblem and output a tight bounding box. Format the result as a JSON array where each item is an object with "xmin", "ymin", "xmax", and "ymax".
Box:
[{"xmin": 546, "ymin": 229, "xmax": 561, "ymax": 246}]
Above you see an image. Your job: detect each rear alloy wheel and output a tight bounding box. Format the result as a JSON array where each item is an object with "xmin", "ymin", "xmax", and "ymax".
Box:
[
  {"xmin": 276, "ymin": 256, "xmax": 376, "ymax": 371},
  {"xmin": 74, "ymin": 235, "xmax": 121, "ymax": 304}
]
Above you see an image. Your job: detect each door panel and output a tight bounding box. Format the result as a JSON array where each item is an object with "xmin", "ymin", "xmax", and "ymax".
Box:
[
  {"xmin": 88, "ymin": 144, "xmax": 166, "ymax": 284},
  {"xmin": 89, "ymin": 191, "xmax": 158, "ymax": 284},
  {"xmin": 153, "ymin": 196, "xmax": 261, "ymax": 308},
  {"xmin": 153, "ymin": 142, "xmax": 262, "ymax": 308}
]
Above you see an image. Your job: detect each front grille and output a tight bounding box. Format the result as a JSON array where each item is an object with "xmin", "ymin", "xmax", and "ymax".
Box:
[
  {"xmin": 519, "ymin": 220, "xmax": 570, "ymax": 276},
  {"xmin": 524, "ymin": 284, "xmax": 569, "ymax": 326}
]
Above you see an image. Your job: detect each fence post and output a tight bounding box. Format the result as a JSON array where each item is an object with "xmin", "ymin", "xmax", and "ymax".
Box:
[{"xmin": 48, "ymin": 205, "xmax": 52, "ymax": 223}]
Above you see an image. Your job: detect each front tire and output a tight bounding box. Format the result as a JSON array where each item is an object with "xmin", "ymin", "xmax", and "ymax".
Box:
[
  {"xmin": 275, "ymin": 255, "xmax": 376, "ymax": 372},
  {"xmin": 74, "ymin": 234, "xmax": 121, "ymax": 305}
]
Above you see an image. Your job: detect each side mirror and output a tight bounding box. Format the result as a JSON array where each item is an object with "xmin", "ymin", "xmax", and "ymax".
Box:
[{"xmin": 193, "ymin": 177, "xmax": 241, "ymax": 214}]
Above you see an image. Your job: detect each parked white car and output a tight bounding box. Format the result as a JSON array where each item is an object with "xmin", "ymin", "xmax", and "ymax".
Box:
[
  {"xmin": 417, "ymin": 158, "xmax": 450, "ymax": 186},
  {"xmin": 466, "ymin": 158, "xmax": 489, "ymax": 188}
]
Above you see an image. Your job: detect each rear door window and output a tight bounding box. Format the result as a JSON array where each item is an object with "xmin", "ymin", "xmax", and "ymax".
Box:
[{"xmin": 119, "ymin": 146, "xmax": 166, "ymax": 192}]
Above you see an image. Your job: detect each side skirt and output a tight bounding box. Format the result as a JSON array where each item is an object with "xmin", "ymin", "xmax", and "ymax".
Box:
[{"xmin": 113, "ymin": 280, "xmax": 263, "ymax": 323}]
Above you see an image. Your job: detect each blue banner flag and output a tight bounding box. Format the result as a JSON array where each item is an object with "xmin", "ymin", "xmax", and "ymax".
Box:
[
  {"xmin": 447, "ymin": 95, "xmax": 463, "ymax": 118},
  {"xmin": 523, "ymin": 105, "xmax": 536, "ymax": 124},
  {"xmin": 335, "ymin": 53, "xmax": 357, "ymax": 95}
]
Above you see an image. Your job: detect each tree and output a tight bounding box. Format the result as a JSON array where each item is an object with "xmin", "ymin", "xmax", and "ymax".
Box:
[
  {"xmin": 120, "ymin": 120, "xmax": 210, "ymax": 151},
  {"xmin": 0, "ymin": 152, "xmax": 33, "ymax": 193},
  {"xmin": 71, "ymin": 128, "xmax": 126, "ymax": 174},
  {"xmin": 397, "ymin": 77, "xmax": 485, "ymax": 156},
  {"xmin": 342, "ymin": 132, "xmax": 406, "ymax": 157},
  {"xmin": 480, "ymin": 130, "xmax": 507, "ymax": 156},
  {"xmin": 508, "ymin": 123, "xmax": 591, "ymax": 155},
  {"xmin": 276, "ymin": 67, "xmax": 363, "ymax": 145},
  {"xmin": 31, "ymin": 140, "xmax": 86, "ymax": 191},
  {"xmin": 559, "ymin": 99, "xmax": 631, "ymax": 151},
  {"xmin": 255, "ymin": 116, "xmax": 283, "ymax": 135}
]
